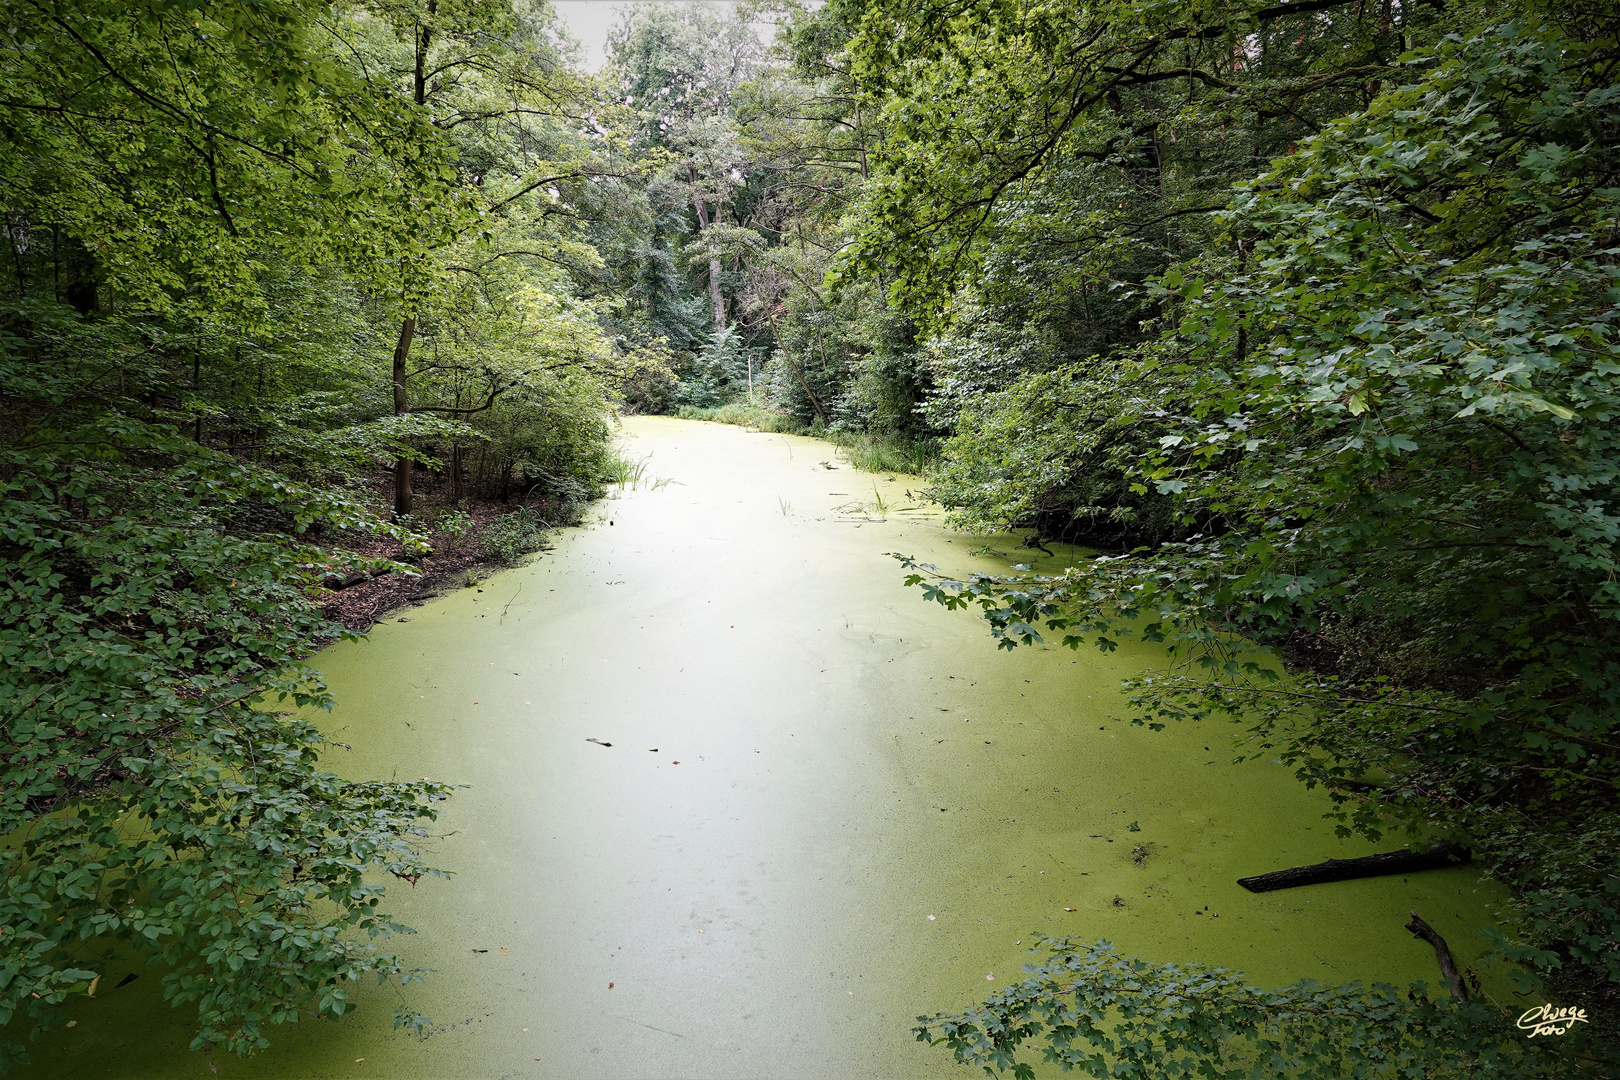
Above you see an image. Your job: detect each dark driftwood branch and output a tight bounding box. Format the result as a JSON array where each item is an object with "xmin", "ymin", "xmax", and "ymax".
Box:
[
  {"xmin": 1406, "ymin": 910, "xmax": 1470, "ymax": 1003},
  {"xmin": 1237, "ymin": 842, "xmax": 1470, "ymax": 892}
]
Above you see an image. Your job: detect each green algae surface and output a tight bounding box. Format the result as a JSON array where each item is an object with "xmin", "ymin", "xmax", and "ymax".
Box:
[{"xmin": 24, "ymin": 417, "xmax": 1504, "ymax": 1078}]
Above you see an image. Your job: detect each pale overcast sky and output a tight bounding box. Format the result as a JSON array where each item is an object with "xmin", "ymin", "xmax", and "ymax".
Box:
[{"xmin": 551, "ymin": 1, "xmax": 780, "ymax": 72}]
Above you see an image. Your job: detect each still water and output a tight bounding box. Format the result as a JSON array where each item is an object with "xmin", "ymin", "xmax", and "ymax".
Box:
[{"xmin": 30, "ymin": 417, "xmax": 1497, "ymax": 1078}]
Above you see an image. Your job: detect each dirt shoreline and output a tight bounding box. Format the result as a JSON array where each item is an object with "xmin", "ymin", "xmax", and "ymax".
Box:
[{"xmin": 318, "ymin": 494, "xmax": 549, "ymax": 633}]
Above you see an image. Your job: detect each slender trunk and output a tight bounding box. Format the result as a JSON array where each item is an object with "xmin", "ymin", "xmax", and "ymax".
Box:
[
  {"xmin": 1235, "ymin": 238, "xmax": 1248, "ymax": 364},
  {"xmin": 392, "ymin": 6, "xmax": 434, "ymax": 519},
  {"xmin": 691, "ymin": 188, "xmax": 726, "ymax": 334},
  {"xmin": 448, "ymin": 380, "xmax": 463, "ymax": 503},
  {"xmin": 393, "ymin": 316, "xmax": 416, "ymax": 517},
  {"xmin": 414, "ymin": 2, "xmax": 434, "ymax": 107},
  {"xmin": 708, "ymin": 257, "xmax": 725, "ymax": 333},
  {"xmin": 855, "ymin": 100, "xmax": 868, "ymax": 181},
  {"xmin": 5, "ymin": 216, "xmax": 26, "ymax": 293},
  {"xmin": 192, "ymin": 352, "xmax": 203, "ymax": 443},
  {"xmin": 784, "ymin": 348, "xmax": 828, "ymax": 427}
]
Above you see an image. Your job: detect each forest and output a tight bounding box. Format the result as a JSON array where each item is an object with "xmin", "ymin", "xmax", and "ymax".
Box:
[{"xmin": 1, "ymin": 0, "xmax": 1616, "ymax": 1077}]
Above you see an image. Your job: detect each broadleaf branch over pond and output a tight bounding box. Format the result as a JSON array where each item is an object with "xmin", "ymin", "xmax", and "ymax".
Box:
[
  {"xmin": 915, "ymin": 937, "xmax": 1605, "ymax": 1079},
  {"xmin": 871, "ymin": 0, "xmax": 1620, "ymax": 1066}
]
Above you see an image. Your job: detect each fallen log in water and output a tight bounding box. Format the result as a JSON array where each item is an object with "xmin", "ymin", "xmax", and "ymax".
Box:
[
  {"xmin": 1406, "ymin": 909, "xmax": 1470, "ymax": 1003},
  {"xmin": 1237, "ymin": 842, "xmax": 1470, "ymax": 893}
]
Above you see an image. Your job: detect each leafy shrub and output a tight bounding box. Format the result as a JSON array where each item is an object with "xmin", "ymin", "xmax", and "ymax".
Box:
[
  {"xmin": 481, "ymin": 507, "xmax": 548, "ymax": 564},
  {"xmin": 899, "ymin": 16, "xmax": 1620, "ymax": 1038},
  {"xmin": 0, "ymin": 330, "xmax": 453, "ymax": 1068}
]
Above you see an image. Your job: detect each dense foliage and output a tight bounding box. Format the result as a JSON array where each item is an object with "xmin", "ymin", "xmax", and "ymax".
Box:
[
  {"xmin": 593, "ymin": 0, "xmax": 941, "ymax": 456},
  {"xmin": 0, "ymin": 0, "xmax": 630, "ymax": 1067},
  {"xmin": 834, "ymin": 0, "xmax": 1620, "ymax": 1072},
  {"xmin": 917, "ymin": 937, "xmax": 1603, "ymax": 1079}
]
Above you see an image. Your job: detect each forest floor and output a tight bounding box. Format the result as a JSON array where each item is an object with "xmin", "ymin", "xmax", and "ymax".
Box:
[{"xmin": 319, "ymin": 478, "xmax": 545, "ymax": 633}]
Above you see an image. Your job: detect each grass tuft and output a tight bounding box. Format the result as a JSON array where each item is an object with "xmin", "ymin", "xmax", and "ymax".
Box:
[
  {"xmin": 605, "ymin": 450, "xmax": 674, "ymax": 491},
  {"xmin": 826, "ymin": 431, "xmax": 939, "ymax": 475}
]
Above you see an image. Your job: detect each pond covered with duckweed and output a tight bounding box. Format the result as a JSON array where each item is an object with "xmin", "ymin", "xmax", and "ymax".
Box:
[{"xmin": 28, "ymin": 417, "xmax": 1500, "ymax": 1079}]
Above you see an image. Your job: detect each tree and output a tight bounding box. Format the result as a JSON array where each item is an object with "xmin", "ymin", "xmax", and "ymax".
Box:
[
  {"xmin": 848, "ymin": 0, "xmax": 1620, "ymax": 1069},
  {"xmin": 352, "ymin": 0, "xmax": 619, "ymax": 515},
  {"xmin": 0, "ymin": 0, "xmax": 625, "ymax": 1067},
  {"xmin": 607, "ymin": 2, "xmax": 766, "ymax": 339}
]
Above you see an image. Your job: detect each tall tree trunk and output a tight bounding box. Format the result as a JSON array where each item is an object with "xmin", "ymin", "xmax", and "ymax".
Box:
[
  {"xmin": 414, "ymin": 2, "xmax": 434, "ymax": 107},
  {"xmin": 393, "ymin": 316, "xmax": 415, "ymax": 517},
  {"xmin": 708, "ymin": 256, "xmax": 725, "ymax": 333},
  {"xmin": 692, "ymin": 194, "xmax": 726, "ymax": 334},
  {"xmin": 392, "ymin": 7, "xmax": 434, "ymax": 519}
]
